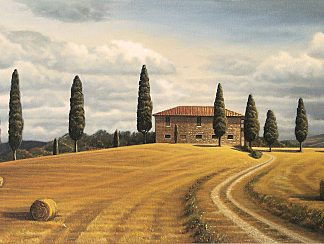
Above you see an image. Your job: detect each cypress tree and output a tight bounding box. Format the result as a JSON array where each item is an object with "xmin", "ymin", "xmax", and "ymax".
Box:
[
  {"xmin": 295, "ymin": 98, "xmax": 308, "ymax": 152},
  {"xmin": 213, "ymin": 83, "xmax": 227, "ymax": 147},
  {"xmin": 174, "ymin": 124, "xmax": 178, "ymax": 144},
  {"xmin": 8, "ymin": 69, "xmax": 24, "ymax": 161},
  {"xmin": 244, "ymin": 94, "xmax": 260, "ymax": 149},
  {"xmin": 113, "ymin": 129, "xmax": 120, "ymax": 148},
  {"xmin": 137, "ymin": 65, "xmax": 153, "ymax": 144},
  {"xmin": 53, "ymin": 138, "xmax": 59, "ymax": 155},
  {"xmin": 263, "ymin": 110, "xmax": 279, "ymax": 152},
  {"xmin": 69, "ymin": 75, "xmax": 85, "ymax": 152}
]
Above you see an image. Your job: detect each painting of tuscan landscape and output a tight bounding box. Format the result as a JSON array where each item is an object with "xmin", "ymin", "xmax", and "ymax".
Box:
[{"xmin": 0, "ymin": 1, "xmax": 324, "ymax": 243}]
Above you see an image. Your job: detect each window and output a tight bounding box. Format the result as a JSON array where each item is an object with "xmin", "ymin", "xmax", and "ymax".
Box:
[
  {"xmin": 180, "ymin": 135, "xmax": 186, "ymax": 139},
  {"xmin": 196, "ymin": 116, "xmax": 202, "ymax": 126},
  {"xmin": 165, "ymin": 134, "xmax": 171, "ymax": 139},
  {"xmin": 196, "ymin": 135, "xmax": 203, "ymax": 139},
  {"xmin": 241, "ymin": 119, "xmax": 244, "ymax": 128},
  {"xmin": 227, "ymin": 134, "xmax": 234, "ymax": 140},
  {"xmin": 165, "ymin": 116, "xmax": 171, "ymax": 127},
  {"xmin": 212, "ymin": 135, "xmax": 217, "ymax": 139}
]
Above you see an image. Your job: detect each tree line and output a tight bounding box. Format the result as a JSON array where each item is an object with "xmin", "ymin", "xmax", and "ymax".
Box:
[
  {"xmin": 5, "ymin": 65, "xmax": 308, "ymax": 160},
  {"xmin": 6, "ymin": 65, "xmax": 153, "ymax": 160},
  {"xmin": 213, "ymin": 83, "xmax": 308, "ymax": 152}
]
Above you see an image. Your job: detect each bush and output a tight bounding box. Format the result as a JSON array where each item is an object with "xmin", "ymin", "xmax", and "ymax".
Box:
[
  {"xmin": 183, "ymin": 173, "xmax": 226, "ymax": 243},
  {"xmin": 251, "ymin": 150, "xmax": 263, "ymax": 159}
]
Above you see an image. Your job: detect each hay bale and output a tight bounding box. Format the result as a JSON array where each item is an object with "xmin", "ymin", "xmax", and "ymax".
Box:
[
  {"xmin": 0, "ymin": 177, "xmax": 3, "ymax": 187},
  {"xmin": 320, "ymin": 180, "xmax": 324, "ymax": 201},
  {"xmin": 30, "ymin": 199, "xmax": 57, "ymax": 221}
]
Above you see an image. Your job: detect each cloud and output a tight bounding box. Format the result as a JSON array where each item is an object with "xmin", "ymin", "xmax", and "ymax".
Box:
[
  {"xmin": 254, "ymin": 51, "xmax": 324, "ymax": 84},
  {"xmin": 16, "ymin": 0, "xmax": 111, "ymax": 22},
  {"xmin": 308, "ymin": 32, "xmax": 324, "ymax": 59},
  {"xmin": 0, "ymin": 32, "xmax": 24, "ymax": 69},
  {"xmin": 4, "ymin": 30, "xmax": 175, "ymax": 76},
  {"xmin": 207, "ymin": 54, "xmax": 257, "ymax": 76}
]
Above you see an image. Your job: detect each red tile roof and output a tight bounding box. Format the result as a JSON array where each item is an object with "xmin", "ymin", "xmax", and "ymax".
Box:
[{"xmin": 153, "ymin": 106, "xmax": 244, "ymax": 117}]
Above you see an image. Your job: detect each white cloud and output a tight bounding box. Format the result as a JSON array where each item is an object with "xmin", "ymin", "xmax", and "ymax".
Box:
[
  {"xmin": 308, "ymin": 32, "xmax": 324, "ymax": 59},
  {"xmin": 4, "ymin": 30, "xmax": 175, "ymax": 76},
  {"xmin": 0, "ymin": 32, "xmax": 24, "ymax": 69},
  {"xmin": 254, "ymin": 51, "xmax": 324, "ymax": 83}
]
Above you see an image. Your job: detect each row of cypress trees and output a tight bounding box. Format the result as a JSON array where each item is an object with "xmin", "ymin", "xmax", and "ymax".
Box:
[
  {"xmin": 212, "ymin": 83, "xmax": 308, "ymax": 152},
  {"xmin": 5, "ymin": 66, "xmax": 308, "ymax": 160},
  {"xmin": 8, "ymin": 65, "xmax": 152, "ymax": 160},
  {"xmin": 7, "ymin": 70, "xmax": 85, "ymax": 160}
]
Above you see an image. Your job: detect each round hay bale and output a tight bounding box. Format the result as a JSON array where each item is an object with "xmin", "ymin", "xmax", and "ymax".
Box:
[
  {"xmin": 320, "ymin": 180, "xmax": 324, "ymax": 201},
  {"xmin": 30, "ymin": 199, "xmax": 57, "ymax": 221},
  {"xmin": 0, "ymin": 177, "xmax": 3, "ymax": 187}
]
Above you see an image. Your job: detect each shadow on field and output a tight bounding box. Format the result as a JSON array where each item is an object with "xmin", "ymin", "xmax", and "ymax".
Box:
[
  {"xmin": 193, "ymin": 145, "xmax": 219, "ymax": 148},
  {"xmin": 1, "ymin": 211, "xmax": 31, "ymax": 220},
  {"xmin": 257, "ymin": 149, "xmax": 300, "ymax": 153},
  {"xmin": 231, "ymin": 147, "xmax": 243, "ymax": 152},
  {"xmin": 291, "ymin": 194, "xmax": 322, "ymax": 201},
  {"xmin": 230, "ymin": 147, "xmax": 300, "ymax": 153},
  {"xmin": 315, "ymin": 150, "xmax": 324, "ymax": 153}
]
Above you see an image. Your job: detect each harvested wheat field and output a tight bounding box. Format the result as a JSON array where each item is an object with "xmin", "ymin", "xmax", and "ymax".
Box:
[
  {"xmin": 254, "ymin": 148, "xmax": 324, "ymax": 210},
  {"xmin": 0, "ymin": 144, "xmax": 260, "ymax": 243}
]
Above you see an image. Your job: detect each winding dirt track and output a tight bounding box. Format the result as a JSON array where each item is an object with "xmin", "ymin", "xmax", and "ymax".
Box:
[{"xmin": 211, "ymin": 154, "xmax": 316, "ymax": 243}]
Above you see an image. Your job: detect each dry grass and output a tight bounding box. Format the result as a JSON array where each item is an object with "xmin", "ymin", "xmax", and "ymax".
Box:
[
  {"xmin": 0, "ymin": 144, "xmax": 259, "ymax": 243},
  {"xmin": 254, "ymin": 148, "xmax": 324, "ymax": 210}
]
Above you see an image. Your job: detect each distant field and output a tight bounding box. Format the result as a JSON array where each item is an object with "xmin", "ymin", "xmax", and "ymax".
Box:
[
  {"xmin": 0, "ymin": 144, "xmax": 260, "ymax": 243},
  {"xmin": 254, "ymin": 148, "xmax": 324, "ymax": 210}
]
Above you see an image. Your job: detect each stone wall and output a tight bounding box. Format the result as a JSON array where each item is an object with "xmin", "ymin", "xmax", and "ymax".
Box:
[{"xmin": 155, "ymin": 115, "xmax": 244, "ymax": 146}]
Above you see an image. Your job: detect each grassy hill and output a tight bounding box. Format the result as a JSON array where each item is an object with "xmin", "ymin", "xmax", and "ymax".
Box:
[
  {"xmin": 304, "ymin": 134, "xmax": 324, "ymax": 147},
  {"xmin": 254, "ymin": 148, "xmax": 324, "ymax": 210},
  {"xmin": 0, "ymin": 130, "xmax": 155, "ymax": 162},
  {"xmin": 0, "ymin": 144, "xmax": 261, "ymax": 243}
]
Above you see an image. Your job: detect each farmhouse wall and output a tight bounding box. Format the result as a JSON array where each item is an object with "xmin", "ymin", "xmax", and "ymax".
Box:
[{"xmin": 155, "ymin": 116, "xmax": 244, "ymax": 146}]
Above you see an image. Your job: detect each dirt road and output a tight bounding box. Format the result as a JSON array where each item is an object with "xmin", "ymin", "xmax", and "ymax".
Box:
[{"xmin": 211, "ymin": 153, "xmax": 323, "ymax": 243}]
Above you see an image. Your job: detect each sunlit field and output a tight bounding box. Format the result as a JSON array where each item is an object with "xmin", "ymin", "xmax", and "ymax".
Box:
[
  {"xmin": 254, "ymin": 148, "xmax": 324, "ymax": 210},
  {"xmin": 0, "ymin": 144, "xmax": 261, "ymax": 243}
]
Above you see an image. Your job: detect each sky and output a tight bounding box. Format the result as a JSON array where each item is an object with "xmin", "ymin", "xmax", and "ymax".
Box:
[{"xmin": 0, "ymin": 0, "xmax": 323, "ymax": 141}]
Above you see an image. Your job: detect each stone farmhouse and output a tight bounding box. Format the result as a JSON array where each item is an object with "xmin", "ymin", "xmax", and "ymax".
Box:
[{"xmin": 153, "ymin": 106, "xmax": 245, "ymax": 146}]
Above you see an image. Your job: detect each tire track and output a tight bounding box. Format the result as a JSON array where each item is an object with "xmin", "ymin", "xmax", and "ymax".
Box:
[{"xmin": 211, "ymin": 154, "xmax": 316, "ymax": 243}]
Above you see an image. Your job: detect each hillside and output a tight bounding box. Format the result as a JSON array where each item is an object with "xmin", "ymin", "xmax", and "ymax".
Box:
[
  {"xmin": 0, "ymin": 144, "xmax": 260, "ymax": 243},
  {"xmin": 304, "ymin": 134, "xmax": 324, "ymax": 147},
  {"xmin": 0, "ymin": 130, "xmax": 155, "ymax": 162},
  {"xmin": 0, "ymin": 140, "xmax": 48, "ymax": 161},
  {"xmin": 254, "ymin": 148, "xmax": 324, "ymax": 210}
]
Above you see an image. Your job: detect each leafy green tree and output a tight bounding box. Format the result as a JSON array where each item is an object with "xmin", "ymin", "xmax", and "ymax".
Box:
[
  {"xmin": 113, "ymin": 129, "xmax": 120, "ymax": 148},
  {"xmin": 137, "ymin": 65, "xmax": 153, "ymax": 143},
  {"xmin": 244, "ymin": 94, "xmax": 260, "ymax": 149},
  {"xmin": 8, "ymin": 69, "xmax": 24, "ymax": 160},
  {"xmin": 53, "ymin": 138, "xmax": 59, "ymax": 155},
  {"xmin": 69, "ymin": 75, "xmax": 85, "ymax": 152},
  {"xmin": 213, "ymin": 83, "xmax": 227, "ymax": 146},
  {"xmin": 263, "ymin": 110, "xmax": 279, "ymax": 152},
  {"xmin": 174, "ymin": 124, "xmax": 178, "ymax": 144},
  {"xmin": 295, "ymin": 98, "xmax": 308, "ymax": 152}
]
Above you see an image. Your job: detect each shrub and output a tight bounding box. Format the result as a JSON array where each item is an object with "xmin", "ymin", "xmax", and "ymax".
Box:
[
  {"xmin": 251, "ymin": 150, "xmax": 263, "ymax": 159},
  {"xmin": 183, "ymin": 172, "xmax": 227, "ymax": 243}
]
